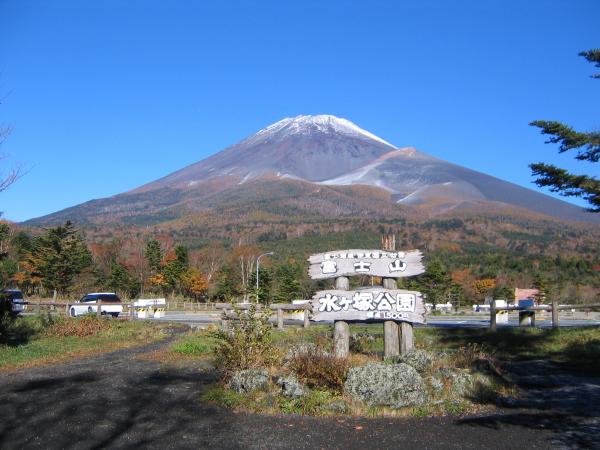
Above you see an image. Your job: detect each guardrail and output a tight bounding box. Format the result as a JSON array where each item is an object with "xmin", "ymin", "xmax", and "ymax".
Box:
[{"xmin": 489, "ymin": 300, "xmax": 600, "ymax": 330}]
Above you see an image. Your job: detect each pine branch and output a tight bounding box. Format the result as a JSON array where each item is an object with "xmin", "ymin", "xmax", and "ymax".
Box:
[
  {"xmin": 529, "ymin": 121, "xmax": 600, "ymax": 162},
  {"xmin": 529, "ymin": 162, "xmax": 600, "ymax": 212},
  {"xmin": 579, "ymin": 49, "xmax": 600, "ymax": 79}
]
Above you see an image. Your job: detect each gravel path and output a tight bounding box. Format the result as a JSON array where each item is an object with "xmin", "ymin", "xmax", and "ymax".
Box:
[{"xmin": 0, "ymin": 340, "xmax": 592, "ymax": 450}]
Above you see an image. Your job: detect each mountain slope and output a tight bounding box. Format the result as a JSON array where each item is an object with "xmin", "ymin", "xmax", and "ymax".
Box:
[{"xmin": 25, "ymin": 115, "xmax": 599, "ymax": 226}]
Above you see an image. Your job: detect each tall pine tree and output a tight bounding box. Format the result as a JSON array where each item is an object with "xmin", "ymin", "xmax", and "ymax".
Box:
[{"xmin": 529, "ymin": 49, "xmax": 600, "ymax": 212}]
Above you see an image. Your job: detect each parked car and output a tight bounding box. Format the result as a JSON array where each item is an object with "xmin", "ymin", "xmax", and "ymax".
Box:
[
  {"xmin": 1, "ymin": 289, "xmax": 25, "ymax": 315},
  {"xmin": 69, "ymin": 293, "xmax": 123, "ymax": 318}
]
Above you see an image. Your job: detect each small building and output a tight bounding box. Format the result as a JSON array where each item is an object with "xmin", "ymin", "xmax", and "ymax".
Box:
[{"xmin": 514, "ymin": 288, "xmax": 540, "ymax": 306}]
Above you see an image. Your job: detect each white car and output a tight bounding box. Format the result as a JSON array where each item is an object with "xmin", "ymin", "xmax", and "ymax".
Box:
[{"xmin": 70, "ymin": 293, "xmax": 123, "ymax": 317}]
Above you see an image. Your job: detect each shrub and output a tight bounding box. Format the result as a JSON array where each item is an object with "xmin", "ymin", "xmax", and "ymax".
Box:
[
  {"xmin": 210, "ymin": 305, "xmax": 279, "ymax": 377},
  {"xmin": 451, "ymin": 343, "xmax": 492, "ymax": 369},
  {"xmin": 288, "ymin": 351, "xmax": 349, "ymax": 391},
  {"xmin": 350, "ymin": 332, "xmax": 375, "ymax": 354},
  {"xmin": 45, "ymin": 315, "xmax": 112, "ymax": 337}
]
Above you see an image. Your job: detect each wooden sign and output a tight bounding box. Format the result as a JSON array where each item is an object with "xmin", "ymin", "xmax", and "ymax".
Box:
[
  {"xmin": 310, "ymin": 288, "xmax": 426, "ymax": 323},
  {"xmin": 308, "ymin": 249, "xmax": 424, "ymax": 280}
]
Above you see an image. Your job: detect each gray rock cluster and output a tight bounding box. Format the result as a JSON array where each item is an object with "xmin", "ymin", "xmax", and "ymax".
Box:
[
  {"xmin": 229, "ymin": 369, "xmax": 269, "ymax": 394},
  {"xmin": 344, "ymin": 362, "xmax": 427, "ymax": 408},
  {"xmin": 394, "ymin": 349, "xmax": 433, "ymax": 373},
  {"xmin": 276, "ymin": 375, "xmax": 308, "ymax": 398}
]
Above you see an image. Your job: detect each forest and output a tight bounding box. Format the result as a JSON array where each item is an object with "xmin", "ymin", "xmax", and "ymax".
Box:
[{"xmin": 1, "ymin": 211, "xmax": 599, "ymax": 307}]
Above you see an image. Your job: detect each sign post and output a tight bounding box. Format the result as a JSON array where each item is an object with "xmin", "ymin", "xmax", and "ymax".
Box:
[{"xmin": 307, "ymin": 248, "xmax": 425, "ymax": 359}]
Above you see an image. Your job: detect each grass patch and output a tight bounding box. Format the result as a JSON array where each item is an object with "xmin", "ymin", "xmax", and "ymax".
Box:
[
  {"xmin": 171, "ymin": 333, "xmax": 216, "ymax": 357},
  {"xmin": 0, "ymin": 315, "xmax": 166, "ymax": 371},
  {"xmin": 414, "ymin": 326, "xmax": 600, "ymax": 372}
]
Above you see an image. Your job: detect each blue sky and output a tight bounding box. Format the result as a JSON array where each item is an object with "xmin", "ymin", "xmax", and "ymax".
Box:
[{"xmin": 1, "ymin": 0, "xmax": 599, "ymax": 222}]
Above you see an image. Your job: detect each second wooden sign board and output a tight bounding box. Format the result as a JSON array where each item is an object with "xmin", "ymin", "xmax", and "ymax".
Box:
[
  {"xmin": 311, "ymin": 288, "xmax": 426, "ymax": 324},
  {"xmin": 308, "ymin": 249, "xmax": 424, "ymax": 280}
]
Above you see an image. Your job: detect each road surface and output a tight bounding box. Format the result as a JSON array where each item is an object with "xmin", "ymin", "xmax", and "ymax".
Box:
[{"xmin": 1, "ymin": 338, "xmax": 587, "ymax": 450}]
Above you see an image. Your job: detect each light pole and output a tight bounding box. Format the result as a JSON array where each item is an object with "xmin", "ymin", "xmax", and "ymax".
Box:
[{"xmin": 256, "ymin": 252, "xmax": 274, "ymax": 303}]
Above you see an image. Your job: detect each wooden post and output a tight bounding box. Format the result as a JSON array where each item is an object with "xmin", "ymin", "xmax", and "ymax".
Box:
[
  {"xmin": 96, "ymin": 300, "xmax": 103, "ymax": 317},
  {"xmin": 552, "ymin": 300, "xmax": 559, "ymax": 328},
  {"xmin": 334, "ymin": 276, "xmax": 350, "ymax": 358},
  {"xmin": 383, "ymin": 277, "xmax": 400, "ymax": 358},
  {"xmin": 303, "ymin": 308, "xmax": 310, "ymax": 328},
  {"xmin": 519, "ymin": 311, "xmax": 534, "ymax": 327},
  {"xmin": 489, "ymin": 300, "xmax": 497, "ymax": 331},
  {"xmin": 334, "ymin": 320, "xmax": 350, "ymax": 358},
  {"xmin": 277, "ymin": 308, "xmax": 284, "ymax": 330},
  {"xmin": 384, "ymin": 321, "xmax": 400, "ymax": 358},
  {"xmin": 399, "ymin": 322, "xmax": 414, "ymax": 354}
]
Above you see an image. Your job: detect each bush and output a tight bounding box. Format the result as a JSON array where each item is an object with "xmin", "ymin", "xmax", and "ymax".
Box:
[
  {"xmin": 210, "ymin": 305, "xmax": 279, "ymax": 377},
  {"xmin": 45, "ymin": 315, "xmax": 112, "ymax": 337},
  {"xmin": 350, "ymin": 332, "xmax": 375, "ymax": 354},
  {"xmin": 288, "ymin": 351, "xmax": 349, "ymax": 391},
  {"xmin": 451, "ymin": 343, "xmax": 493, "ymax": 369}
]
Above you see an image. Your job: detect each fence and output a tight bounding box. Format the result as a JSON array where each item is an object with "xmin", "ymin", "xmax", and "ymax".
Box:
[
  {"xmin": 489, "ymin": 300, "xmax": 600, "ymax": 330},
  {"xmin": 217, "ymin": 303, "xmax": 311, "ymax": 330}
]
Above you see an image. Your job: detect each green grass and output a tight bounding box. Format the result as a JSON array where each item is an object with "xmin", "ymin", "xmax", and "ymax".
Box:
[
  {"xmin": 272, "ymin": 323, "xmax": 600, "ymax": 372},
  {"xmin": 414, "ymin": 326, "xmax": 600, "ymax": 371},
  {"xmin": 0, "ymin": 316, "xmax": 165, "ymax": 370},
  {"xmin": 170, "ymin": 333, "xmax": 216, "ymax": 356}
]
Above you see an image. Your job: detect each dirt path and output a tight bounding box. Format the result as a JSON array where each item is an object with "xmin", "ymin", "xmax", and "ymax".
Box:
[{"xmin": 0, "ymin": 340, "xmax": 593, "ymax": 450}]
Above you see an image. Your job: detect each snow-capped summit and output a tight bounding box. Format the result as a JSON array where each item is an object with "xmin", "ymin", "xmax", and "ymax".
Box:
[
  {"xmin": 245, "ymin": 115, "xmax": 396, "ymax": 148},
  {"xmin": 142, "ymin": 114, "xmax": 397, "ymax": 187}
]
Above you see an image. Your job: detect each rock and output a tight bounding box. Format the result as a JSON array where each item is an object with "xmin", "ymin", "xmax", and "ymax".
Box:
[
  {"xmin": 344, "ymin": 363, "xmax": 427, "ymax": 408},
  {"xmin": 439, "ymin": 368, "xmax": 474, "ymax": 397},
  {"xmin": 229, "ymin": 369, "xmax": 269, "ymax": 393},
  {"xmin": 396, "ymin": 349, "xmax": 433, "ymax": 373},
  {"xmin": 276, "ymin": 375, "xmax": 308, "ymax": 398}
]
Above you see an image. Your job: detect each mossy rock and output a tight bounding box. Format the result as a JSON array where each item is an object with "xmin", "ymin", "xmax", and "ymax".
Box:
[{"xmin": 344, "ymin": 362, "xmax": 427, "ymax": 408}]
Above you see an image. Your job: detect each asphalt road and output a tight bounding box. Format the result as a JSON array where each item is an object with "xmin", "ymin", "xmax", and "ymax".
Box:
[
  {"xmin": 154, "ymin": 312, "xmax": 600, "ymax": 329},
  {"xmin": 1, "ymin": 338, "xmax": 597, "ymax": 449}
]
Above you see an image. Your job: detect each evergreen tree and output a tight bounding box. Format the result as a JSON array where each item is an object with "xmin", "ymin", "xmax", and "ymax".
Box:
[
  {"xmin": 163, "ymin": 245, "xmax": 189, "ymax": 292},
  {"xmin": 249, "ymin": 267, "xmax": 272, "ymax": 304},
  {"xmin": 273, "ymin": 262, "xmax": 302, "ymax": 303},
  {"xmin": 213, "ymin": 263, "xmax": 240, "ymax": 301},
  {"xmin": 27, "ymin": 221, "xmax": 92, "ymax": 296},
  {"xmin": 145, "ymin": 239, "xmax": 163, "ymax": 274},
  {"xmin": 108, "ymin": 262, "xmax": 137, "ymax": 298},
  {"xmin": 529, "ymin": 49, "xmax": 600, "ymax": 211}
]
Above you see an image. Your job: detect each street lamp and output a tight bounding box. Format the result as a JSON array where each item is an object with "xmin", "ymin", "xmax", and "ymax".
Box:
[{"xmin": 256, "ymin": 252, "xmax": 274, "ymax": 303}]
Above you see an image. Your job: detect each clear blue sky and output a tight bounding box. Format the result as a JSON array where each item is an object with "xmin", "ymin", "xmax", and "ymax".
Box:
[{"xmin": 1, "ymin": 0, "xmax": 599, "ymax": 222}]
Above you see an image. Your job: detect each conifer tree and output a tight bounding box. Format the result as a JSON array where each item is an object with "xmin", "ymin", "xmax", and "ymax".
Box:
[{"xmin": 530, "ymin": 49, "xmax": 600, "ymax": 212}]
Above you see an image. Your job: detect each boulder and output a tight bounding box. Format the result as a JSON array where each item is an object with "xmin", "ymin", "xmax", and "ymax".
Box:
[
  {"xmin": 395, "ymin": 349, "xmax": 433, "ymax": 373},
  {"xmin": 439, "ymin": 368, "xmax": 474, "ymax": 397},
  {"xmin": 276, "ymin": 375, "xmax": 308, "ymax": 398},
  {"xmin": 344, "ymin": 363, "xmax": 427, "ymax": 408},
  {"xmin": 229, "ymin": 369, "xmax": 269, "ymax": 393}
]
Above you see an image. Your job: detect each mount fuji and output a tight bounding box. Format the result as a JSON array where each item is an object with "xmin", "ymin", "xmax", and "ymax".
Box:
[{"xmin": 26, "ymin": 115, "xmax": 599, "ymax": 226}]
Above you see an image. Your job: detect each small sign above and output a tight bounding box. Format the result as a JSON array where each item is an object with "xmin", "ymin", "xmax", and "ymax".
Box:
[
  {"xmin": 308, "ymin": 249, "xmax": 424, "ymax": 280},
  {"xmin": 310, "ymin": 288, "xmax": 426, "ymax": 323}
]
